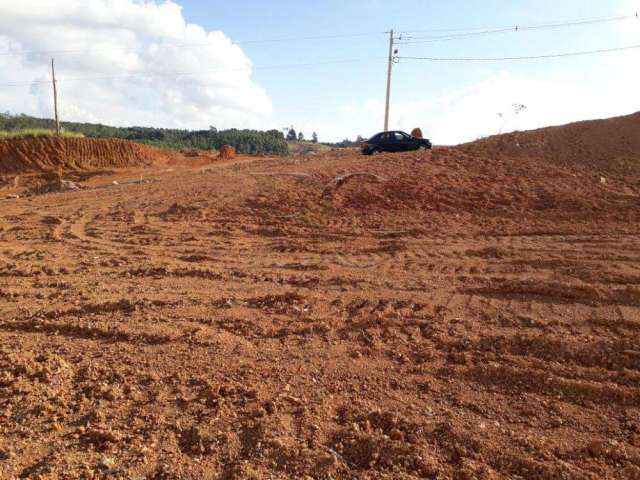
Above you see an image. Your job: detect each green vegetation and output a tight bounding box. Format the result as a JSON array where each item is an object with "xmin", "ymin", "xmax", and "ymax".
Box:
[
  {"xmin": 287, "ymin": 140, "xmax": 332, "ymax": 156},
  {"xmin": 324, "ymin": 136, "xmax": 364, "ymax": 148},
  {"xmin": 286, "ymin": 127, "xmax": 297, "ymax": 142},
  {"xmin": 0, "ymin": 113, "xmax": 289, "ymax": 156},
  {"xmin": 0, "ymin": 128, "xmax": 84, "ymax": 139}
]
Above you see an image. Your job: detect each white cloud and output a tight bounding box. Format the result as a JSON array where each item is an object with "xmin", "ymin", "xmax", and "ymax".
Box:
[
  {"xmin": 396, "ymin": 67, "xmax": 640, "ymax": 144},
  {"xmin": 0, "ymin": 0, "xmax": 272, "ymax": 130},
  {"xmin": 320, "ymin": 37, "xmax": 640, "ymax": 143},
  {"xmin": 310, "ymin": 6, "xmax": 640, "ymax": 144}
]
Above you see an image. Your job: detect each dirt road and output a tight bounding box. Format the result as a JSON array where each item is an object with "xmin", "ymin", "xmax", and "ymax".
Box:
[{"xmin": 1, "ymin": 146, "xmax": 639, "ymax": 479}]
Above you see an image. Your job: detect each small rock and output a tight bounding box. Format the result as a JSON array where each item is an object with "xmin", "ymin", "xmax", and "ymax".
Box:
[{"xmin": 99, "ymin": 456, "xmax": 117, "ymax": 470}]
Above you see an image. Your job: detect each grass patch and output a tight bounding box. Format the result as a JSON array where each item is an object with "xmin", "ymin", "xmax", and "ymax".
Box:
[
  {"xmin": 287, "ymin": 141, "xmax": 332, "ymax": 156},
  {"xmin": 0, "ymin": 129, "xmax": 84, "ymax": 139}
]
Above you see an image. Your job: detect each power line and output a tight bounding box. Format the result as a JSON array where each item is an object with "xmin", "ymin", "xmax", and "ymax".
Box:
[
  {"xmin": 0, "ymin": 31, "xmax": 385, "ymax": 58},
  {"xmin": 396, "ymin": 13, "xmax": 639, "ymax": 44},
  {"xmin": 237, "ymin": 31, "xmax": 384, "ymax": 44},
  {"xmin": 2, "ymin": 41, "xmax": 638, "ymax": 89},
  {"xmin": 401, "ymin": 13, "xmax": 638, "ymax": 34},
  {"xmin": 1, "ymin": 12, "xmax": 637, "ymax": 58},
  {"xmin": 398, "ymin": 44, "xmax": 640, "ymax": 62},
  {"xmin": 399, "ymin": 13, "xmax": 638, "ymax": 37},
  {"xmin": 0, "ymin": 57, "xmax": 385, "ymax": 88}
]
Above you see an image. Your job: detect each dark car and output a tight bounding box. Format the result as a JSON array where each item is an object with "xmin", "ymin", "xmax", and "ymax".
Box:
[{"xmin": 361, "ymin": 131, "xmax": 432, "ymax": 155}]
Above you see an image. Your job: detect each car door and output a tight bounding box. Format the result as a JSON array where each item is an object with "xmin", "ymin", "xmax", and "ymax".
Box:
[
  {"xmin": 398, "ymin": 132, "xmax": 418, "ymax": 151},
  {"xmin": 379, "ymin": 133, "xmax": 394, "ymax": 152},
  {"xmin": 393, "ymin": 132, "xmax": 409, "ymax": 152}
]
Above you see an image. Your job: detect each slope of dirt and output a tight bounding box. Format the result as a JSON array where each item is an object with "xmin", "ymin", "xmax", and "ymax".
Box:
[
  {"xmin": 1, "ymin": 114, "xmax": 640, "ymax": 479},
  {"xmin": 0, "ymin": 137, "xmax": 172, "ymax": 175},
  {"xmin": 460, "ymin": 110, "xmax": 640, "ymax": 175}
]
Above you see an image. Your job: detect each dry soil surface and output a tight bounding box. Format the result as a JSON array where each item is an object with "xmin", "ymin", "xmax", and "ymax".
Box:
[{"xmin": 1, "ymin": 127, "xmax": 640, "ymax": 479}]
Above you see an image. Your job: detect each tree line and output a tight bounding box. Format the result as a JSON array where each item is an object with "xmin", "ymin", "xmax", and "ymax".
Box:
[
  {"xmin": 0, "ymin": 113, "xmax": 289, "ymax": 156},
  {"xmin": 285, "ymin": 127, "xmax": 318, "ymax": 143},
  {"xmin": 284, "ymin": 126, "xmax": 363, "ymax": 148}
]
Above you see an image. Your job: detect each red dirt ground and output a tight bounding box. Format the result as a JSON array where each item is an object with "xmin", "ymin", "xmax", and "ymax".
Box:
[
  {"xmin": 0, "ymin": 137, "xmax": 174, "ymax": 176},
  {"xmin": 1, "ymin": 113, "xmax": 640, "ymax": 479}
]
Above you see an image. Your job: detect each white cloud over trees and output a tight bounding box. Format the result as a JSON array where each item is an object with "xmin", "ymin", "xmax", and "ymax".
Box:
[{"xmin": 0, "ymin": 0, "xmax": 272, "ymax": 130}]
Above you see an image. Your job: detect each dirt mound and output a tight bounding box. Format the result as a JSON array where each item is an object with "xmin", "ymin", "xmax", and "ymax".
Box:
[
  {"xmin": 264, "ymin": 113, "xmax": 640, "ymax": 222},
  {"xmin": 22, "ymin": 171, "xmax": 83, "ymax": 196},
  {"xmin": 2, "ymin": 131, "xmax": 640, "ymax": 479},
  {"xmin": 246, "ymin": 144, "xmax": 638, "ymax": 229},
  {"xmin": 0, "ymin": 137, "xmax": 171, "ymax": 175},
  {"xmin": 218, "ymin": 144, "xmax": 236, "ymax": 159},
  {"xmin": 460, "ymin": 111, "xmax": 640, "ymax": 174}
]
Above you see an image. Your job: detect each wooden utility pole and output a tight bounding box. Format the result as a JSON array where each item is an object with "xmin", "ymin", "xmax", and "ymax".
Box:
[
  {"xmin": 384, "ymin": 29, "xmax": 394, "ymax": 132},
  {"xmin": 51, "ymin": 58, "xmax": 60, "ymax": 136}
]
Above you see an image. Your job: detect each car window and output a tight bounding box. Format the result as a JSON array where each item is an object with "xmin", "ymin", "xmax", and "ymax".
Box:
[{"xmin": 394, "ymin": 132, "xmax": 405, "ymax": 141}]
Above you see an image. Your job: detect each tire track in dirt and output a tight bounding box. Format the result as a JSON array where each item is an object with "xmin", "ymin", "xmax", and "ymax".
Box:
[
  {"xmin": 2, "ymin": 130, "xmax": 640, "ymax": 479},
  {"xmin": 67, "ymin": 209, "xmax": 137, "ymax": 254}
]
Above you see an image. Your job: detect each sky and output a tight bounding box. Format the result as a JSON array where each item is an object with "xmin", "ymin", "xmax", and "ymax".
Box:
[{"xmin": 0, "ymin": 0, "xmax": 639, "ymax": 144}]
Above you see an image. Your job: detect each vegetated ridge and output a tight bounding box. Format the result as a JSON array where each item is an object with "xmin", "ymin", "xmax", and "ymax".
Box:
[{"xmin": 0, "ymin": 112, "xmax": 289, "ymax": 155}]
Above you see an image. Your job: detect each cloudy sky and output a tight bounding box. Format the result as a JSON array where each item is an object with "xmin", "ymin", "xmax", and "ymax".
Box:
[{"xmin": 1, "ymin": 0, "xmax": 639, "ymax": 143}]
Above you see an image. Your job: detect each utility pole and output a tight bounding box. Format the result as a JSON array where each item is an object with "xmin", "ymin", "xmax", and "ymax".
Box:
[
  {"xmin": 51, "ymin": 58, "xmax": 60, "ymax": 136},
  {"xmin": 384, "ymin": 29, "xmax": 394, "ymax": 132}
]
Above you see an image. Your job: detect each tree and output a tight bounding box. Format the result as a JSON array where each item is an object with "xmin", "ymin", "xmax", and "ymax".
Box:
[
  {"xmin": 498, "ymin": 103, "xmax": 527, "ymax": 134},
  {"xmin": 298, "ymin": 131, "xmax": 304, "ymax": 142},
  {"xmin": 312, "ymin": 132, "xmax": 318, "ymax": 143},
  {"xmin": 286, "ymin": 127, "xmax": 297, "ymax": 141},
  {"xmin": 0, "ymin": 113, "xmax": 290, "ymax": 155}
]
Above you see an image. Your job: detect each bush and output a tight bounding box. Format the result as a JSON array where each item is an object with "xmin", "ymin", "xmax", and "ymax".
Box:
[{"xmin": 0, "ymin": 129, "xmax": 84, "ymax": 139}]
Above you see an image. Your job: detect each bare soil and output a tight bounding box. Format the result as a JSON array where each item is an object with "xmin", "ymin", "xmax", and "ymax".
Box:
[
  {"xmin": 0, "ymin": 137, "xmax": 175, "ymax": 176},
  {"xmin": 1, "ymin": 114, "xmax": 640, "ymax": 479}
]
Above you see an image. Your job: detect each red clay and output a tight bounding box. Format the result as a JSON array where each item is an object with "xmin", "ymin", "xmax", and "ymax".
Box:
[
  {"xmin": 0, "ymin": 137, "xmax": 173, "ymax": 175},
  {"xmin": 218, "ymin": 144, "xmax": 237, "ymax": 160},
  {"xmin": 0, "ymin": 113, "xmax": 639, "ymax": 479},
  {"xmin": 460, "ymin": 111, "xmax": 640, "ymax": 173}
]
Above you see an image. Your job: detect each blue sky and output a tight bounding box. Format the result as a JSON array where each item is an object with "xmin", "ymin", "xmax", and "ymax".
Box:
[
  {"xmin": 178, "ymin": 0, "xmax": 640, "ymax": 142},
  {"xmin": 1, "ymin": 0, "xmax": 639, "ymax": 143}
]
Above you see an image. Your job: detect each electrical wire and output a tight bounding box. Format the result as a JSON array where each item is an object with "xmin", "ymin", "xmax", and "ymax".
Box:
[
  {"xmin": 2, "ymin": 12, "xmax": 636, "ymax": 57},
  {"xmin": 3, "ymin": 41, "xmax": 639, "ymax": 88},
  {"xmin": 0, "ymin": 31, "xmax": 385, "ymax": 58},
  {"xmin": 398, "ymin": 12, "xmax": 638, "ymax": 39},
  {"xmin": 0, "ymin": 57, "xmax": 385, "ymax": 88},
  {"xmin": 398, "ymin": 44, "xmax": 640, "ymax": 62},
  {"xmin": 396, "ymin": 13, "xmax": 639, "ymax": 44},
  {"xmin": 1, "ymin": 12, "xmax": 638, "ymax": 87}
]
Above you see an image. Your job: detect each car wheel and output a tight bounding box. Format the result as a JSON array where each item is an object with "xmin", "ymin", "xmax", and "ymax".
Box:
[
  {"xmin": 371, "ymin": 148, "xmax": 381, "ymax": 156},
  {"xmin": 418, "ymin": 145, "xmax": 428, "ymax": 151}
]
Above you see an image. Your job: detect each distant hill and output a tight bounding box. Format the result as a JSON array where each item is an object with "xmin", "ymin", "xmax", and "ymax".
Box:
[{"xmin": 0, "ymin": 113, "xmax": 288, "ymax": 156}]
